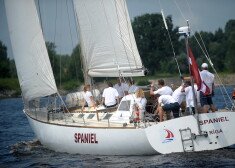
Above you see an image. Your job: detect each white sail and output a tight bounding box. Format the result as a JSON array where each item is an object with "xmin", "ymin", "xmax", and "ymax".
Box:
[
  {"xmin": 73, "ymin": 0, "xmax": 145, "ymax": 77},
  {"xmin": 5, "ymin": 0, "xmax": 57, "ymax": 101}
]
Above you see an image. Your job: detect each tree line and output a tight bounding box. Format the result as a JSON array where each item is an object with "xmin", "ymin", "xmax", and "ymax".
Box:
[
  {"xmin": 0, "ymin": 14, "xmax": 234, "ymax": 91},
  {"xmin": 132, "ymin": 14, "xmax": 235, "ymax": 75}
]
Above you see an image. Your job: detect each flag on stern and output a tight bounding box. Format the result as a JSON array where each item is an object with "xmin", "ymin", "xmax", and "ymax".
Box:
[{"xmin": 188, "ymin": 45, "xmax": 210, "ymax": 95}]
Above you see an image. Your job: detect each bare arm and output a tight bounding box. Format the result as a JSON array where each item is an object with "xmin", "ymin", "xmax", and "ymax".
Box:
[
  {"xmin": 117, "ymin": 97, "xmax": 120, "ymax": 104},
  {"xmin": 150, "ymin": 84, "xmax": 155, "ymax": 95},
  {"xmin": 101, "ymin": 97, "xmax": 105, "ymax": 105},
  {"xmin": 90, "ymin": 96, "xmax": 96, "ymax": 107},
  {"xmin": 155, "ymin": 103, "xmax": 161, "ymax": 114},
  {"xmin": 82, "ymin": 98, "xmax": 86, "ymax": 108},
  {"xmin": 212, "ymin": 83, "xmax": 215, "ymax": 95}
]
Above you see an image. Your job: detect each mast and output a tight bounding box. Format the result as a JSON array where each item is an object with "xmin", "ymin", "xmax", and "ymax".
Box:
[{"xmin": 179, "ymin": 21, "xmax": 201, "ymax": 135}]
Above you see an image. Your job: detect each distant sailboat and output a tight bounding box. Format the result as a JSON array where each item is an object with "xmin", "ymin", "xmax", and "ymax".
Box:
[{"xmin": 5, "ymin": 0, "xmax": 235, "ymax": 155}]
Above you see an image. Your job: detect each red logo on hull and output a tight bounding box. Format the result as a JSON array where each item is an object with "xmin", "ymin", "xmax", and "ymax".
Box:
[{"xmin": 162, "ymin": 129, "xmax": 174, "ymax": 143}]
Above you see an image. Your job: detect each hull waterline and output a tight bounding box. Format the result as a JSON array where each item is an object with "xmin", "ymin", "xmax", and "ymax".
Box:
[{"xmin": 25, "ymin": 111, "xmax": 235, "ymax": 155}]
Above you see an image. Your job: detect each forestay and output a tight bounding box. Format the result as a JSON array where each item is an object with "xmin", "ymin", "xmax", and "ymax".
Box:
[
  {"xmin": 73, "ymin": 0, "xmax": 145, "ymax": 77},
  {"xmin": 5, "ymin": 0, "xmax": 57, "ymax": 101}
]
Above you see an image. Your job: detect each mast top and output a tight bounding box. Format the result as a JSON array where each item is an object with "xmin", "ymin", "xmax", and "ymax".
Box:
[{"xmin": 178, "ymin": 20, "xmax": 190, "ymax": 37}]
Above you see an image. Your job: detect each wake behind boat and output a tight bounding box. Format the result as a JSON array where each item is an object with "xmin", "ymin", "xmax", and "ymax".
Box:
[{"xmin": 5, "ymin": 0, "xmax": 235, "ymax": 155}]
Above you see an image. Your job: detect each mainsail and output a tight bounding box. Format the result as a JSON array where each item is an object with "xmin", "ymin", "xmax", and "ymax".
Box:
[
  {"xmin": 5, "ymin": 0, "xmax": 57, "ymax": 101},
  {"xmin": 73, "ymin": 0, "xmax": 145, "ymax": 77}
]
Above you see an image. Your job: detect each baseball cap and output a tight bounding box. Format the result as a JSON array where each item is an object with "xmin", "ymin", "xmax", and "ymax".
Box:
[{"xmin": 201, "ymin": 63, "xmax": 208, "ymax": 68}]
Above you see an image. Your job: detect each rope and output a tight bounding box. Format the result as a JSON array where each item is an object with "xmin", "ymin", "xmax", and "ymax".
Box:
[
  {"xmin": 114, "ymin": 0, "xmax": 133, "ymax": 75},
  {"xmin": 173, "ymin": 0, "xmax": 187, "ymax": 21},
  {"xmin": 59, "ymin": 1, "xmax": 62, "ymax": 89},
  {"xmin": 66, "ymin": 0, "xmax": 79, "ymax": 80},
  {"xmin": 123, "ymin": 1, "xmax": 138, "ymax": 70},
  {"xmin": 72, "ymin": 0, "xmax": 85, "ymax": 82},
  {"xmin": 52, "ymin": 0, "xmax": 58, "ymax": 69},
  {"xmin": 183, "ymin": 0, "xmax": 234, "ymax": 109},
  {"xmin": 37, "ymin": 0, "xmax": 44, "ymax": 34},
  {"xmin": 161, "ymin": 10, "xmax": 182, "ymax": 77}
]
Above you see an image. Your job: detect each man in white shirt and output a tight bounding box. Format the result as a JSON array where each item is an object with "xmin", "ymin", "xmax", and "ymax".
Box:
[
  {"xmin": 150, "ymin": 79, "xmax": 173, "ymax": 96},
  {"xmin": 114, "ymin": 78, "xmax": 129, "ymax": 99},
  {"xmin": 200, "ymin": 63, "xmax": 216, "ymax": 113},
  {"xmin": 128, "ymin": 79, "xmax": 139, "ymax": 94},
  {"xmin": 181, "ymin": 81, "xmax": 197, "ymax": 115},
  {"xmin": 155, "ymin": 94, "xmax": 180, "ymax": 122},
  {"xmin": 172, "ymin": 86, "xmax": 185, "ymax": 105},
  {"xmin": 102, "ymin": 82, "xmax": 120, "ymax": 108}
]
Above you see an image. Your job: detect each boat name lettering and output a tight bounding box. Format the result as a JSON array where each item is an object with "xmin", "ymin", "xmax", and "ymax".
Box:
[
  {"xmin": 199, "ymin": 116, "xmax": 229, "ymax": 125},
  {"xmin": 209, "ymin": 129, "xmax": 223, "ymax": 135},
  {"xmin": 74, "ymin": 133, "xmax": 98, "ymax": 144}
]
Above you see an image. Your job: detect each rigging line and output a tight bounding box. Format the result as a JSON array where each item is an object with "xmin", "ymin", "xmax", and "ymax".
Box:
[
  {"xmin": 192, "ymin": 33, "xmax": 232, "ymax": 108},
  {"xmin": 52, "ymin": 0, "xmax": 58, "ymax": 69},
  {"xmin": 73, "ymin": 2, "xmax": 89, "ymax": 84},
  {"xmin": 123, "ymin": 1, "xmax": 138, "ymax": 71},
  {"xmin": 167, "ymin": 30, "xmax": 182, "ymax": 76},
  {"xmin": 66, "ymin": 0, "xmax": 74, "ymax": 48},
  {"xmin": 37, "ymin": 0, "xmax": 44, "ymax": 34},
  {"xmin": 161, "ymin": 10, "xmax": 182, "ymax": 77},
  {"xmin": 66, "ymin": 0, "xmax": 79, "ymax": 80},
  {"xmin": 212, "ymin": 67, "xmax": 235, "ymax": 109},
  {"xmin": 183, "ymin": 1, "xmax": 230, "ymax": 106},
  {"xmin": 56, "ymin": 91, "xmax": 71, "ymax": 123},
  {"xmin": 174, "ymin": 0, "xmax": 232, "ymax": 109},
  {"xmin": 185, "ymin": 0, "xmax": 212, "ymax": 62},
  {"xmin": 114, "ymin": 0, "xmax": 133, "ymax": 74},
  {"xmin": 59, "ymin": 0, "xmax": 63, "ymax": 89},
  {"xmin": 157, "ymin": 0, "xmax": 163, "ymax": 10},
  {"xmin": 72, "ymin": 0, "xmax": 84, "ymax": 81},
  {"xmin": 173, "ymin": 0, "xmax": 187, "ymax": 21}
]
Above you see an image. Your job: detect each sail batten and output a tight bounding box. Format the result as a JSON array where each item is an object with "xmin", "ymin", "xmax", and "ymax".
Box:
[
  {"xmin": 73, "ymin": 0, "xmax": 145, "ymax": 77},
  {"xmin": 5, "ymin": 0, "xmax": 57, "ymax": 101}
]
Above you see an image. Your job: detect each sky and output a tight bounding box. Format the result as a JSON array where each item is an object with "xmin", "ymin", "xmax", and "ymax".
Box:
[{"xmin": 0, "ymin": 0, "xmax": 235, "ymax": 59}]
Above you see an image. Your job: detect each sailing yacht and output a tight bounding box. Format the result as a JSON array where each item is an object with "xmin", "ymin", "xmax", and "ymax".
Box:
[{"xmin": 5, "ymin": 0, "xmax": 235, "ymax": 155}]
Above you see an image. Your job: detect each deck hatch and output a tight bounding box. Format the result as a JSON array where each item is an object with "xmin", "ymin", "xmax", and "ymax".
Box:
[
  {"xmin": 78, "ymin": 114, "xmax": 85, "ymax": 118},
  {"xmin": 103, "ymin": 114, "xmax": 112, "ymax": 120},
  {"xmin": 87, "ymin": 114, "xmax": 95, "ymax": 119}
]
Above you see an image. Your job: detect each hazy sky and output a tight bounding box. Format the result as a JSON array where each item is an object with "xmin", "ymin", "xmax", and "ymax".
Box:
[{"xmin": 0, "ymin": 0, "xmax": 234, "ymax": 59}]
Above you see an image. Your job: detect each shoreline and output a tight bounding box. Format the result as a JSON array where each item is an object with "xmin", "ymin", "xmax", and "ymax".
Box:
[{"xmin": 1, "ymin": 74, "xmax": 234, "ymax": 99}]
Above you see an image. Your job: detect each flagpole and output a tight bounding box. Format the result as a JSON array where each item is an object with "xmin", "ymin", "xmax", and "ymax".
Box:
[{"xmin": 183, "ymin": 21, "xmax": 201, "ymax": 135}]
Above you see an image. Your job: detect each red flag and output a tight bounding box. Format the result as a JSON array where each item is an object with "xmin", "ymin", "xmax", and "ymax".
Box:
[{"xmin": 188, "ymin": 45, "xmax": 210, "ymax": 95}]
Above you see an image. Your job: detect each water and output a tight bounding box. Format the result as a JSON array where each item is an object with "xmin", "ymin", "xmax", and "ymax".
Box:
[{"xmin": 0, "ymin": 86, "xmax": 235, "ymax": 168}]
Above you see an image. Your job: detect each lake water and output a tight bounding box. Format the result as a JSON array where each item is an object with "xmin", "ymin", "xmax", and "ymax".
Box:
[{"xmin": 0, "ymin": 86, "xmax": 235, "ymax": 167}]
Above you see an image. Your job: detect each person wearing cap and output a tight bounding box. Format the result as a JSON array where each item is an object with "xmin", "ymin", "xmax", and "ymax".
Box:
[{"xmin": 200, "ymin": 63, "xmax": 216, "ymax": 113}]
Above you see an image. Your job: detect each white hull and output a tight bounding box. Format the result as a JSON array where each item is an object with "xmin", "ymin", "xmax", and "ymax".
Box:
[{"xmin": 25, "ymin": 111, "xmax": 235, "ymax": 155}]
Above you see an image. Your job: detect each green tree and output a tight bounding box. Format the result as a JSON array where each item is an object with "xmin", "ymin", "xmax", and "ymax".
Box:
[
  {"xmin": 132, "ymin": 14, "xmax": 180, "ymax": 75},
  {"xmin": 0, "ymin": 41, "xmax": 10, "ymax": 78},
  {"xmin": 68, "ymin": 45, "xmax": 83, "ymax": 81},
  {"xmin": 46, "ymin": 42, "xmax": 61, "ymax": 82},
  {"xmin": 225, "ymin": 41, "xmax": 235, "ymax": 72},
  {"xmin": 225, "ymin": 20, "xmax": 235, "ymax": 40}
]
